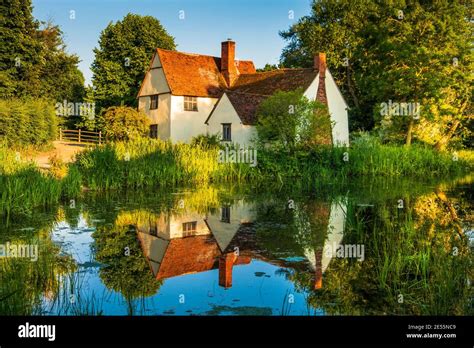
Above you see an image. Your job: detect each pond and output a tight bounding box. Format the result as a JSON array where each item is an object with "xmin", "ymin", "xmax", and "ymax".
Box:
[{"xmin": 0, "ymin": 177, "xmax": 472, "ymax": 316}]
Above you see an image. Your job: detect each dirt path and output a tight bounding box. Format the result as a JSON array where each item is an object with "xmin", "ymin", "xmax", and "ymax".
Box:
[{"xmin": 31, "ymin": 141, "xmax": 88, "ymax": 169}]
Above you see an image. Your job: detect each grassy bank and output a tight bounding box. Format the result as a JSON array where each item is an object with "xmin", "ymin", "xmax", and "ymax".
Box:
[
  {"xmin": 75, "ymin": 137, "xmax": 472, "ymax": 189},
  {"xmin": 0, "ymin": 144, "xmax": 81, "ymax": 221},
  {"xmin": 1, "ymin": 137, "xmax": 472, "ymax": 219}
]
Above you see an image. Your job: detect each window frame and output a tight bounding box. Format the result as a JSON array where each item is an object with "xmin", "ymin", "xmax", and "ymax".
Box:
[
  {"xmin": 182, "ymin": 221, "xmax": 197, "ymax": 235},
  {"xmin": 221, "ymin": 206, "xmax": 231, "ymax": 223},
  {"xmin": 184, "ymin": 96, "xmax": 198, "ymax": 112},
  {"xmin": 222, "ymin": 123, "xmax": 232, "ymax": 142},
  {"xmin": 150, "ymin": 95, "xmax": 159, "ymax": 110},
  {"xmin": 149, "ymin": 124, "xmax": 158, "ymax": 139}
]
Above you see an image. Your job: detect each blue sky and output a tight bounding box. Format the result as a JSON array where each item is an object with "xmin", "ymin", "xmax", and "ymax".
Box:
[{"xmin": 32, "ymin": 0, "xmax": 312, "ymax": 85}]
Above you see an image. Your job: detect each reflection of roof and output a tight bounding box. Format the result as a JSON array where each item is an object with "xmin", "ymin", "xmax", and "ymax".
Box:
[
  {"xmin": 137, "ymin": 232, "xmax": 250, "ymax": 281},
  {"xmin": 157, "ymin": 236, "xmax": 215, "ymax": 279},
  {"xmin": 156, "ymin": 48, "xmax": 256, "ymax": 98}
]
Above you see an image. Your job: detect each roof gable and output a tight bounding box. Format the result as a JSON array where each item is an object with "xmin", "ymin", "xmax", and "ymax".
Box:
[
  {"xmin": 226, "ymin": 92, "xmax": 268, "ymax": 125},
  {"xmin": 157, "ymin": 49, "xmax": 227, "ymax": 98},
  {"xmin": 155, "ymin": 49, "xmax": 257, "ymax": 98}
]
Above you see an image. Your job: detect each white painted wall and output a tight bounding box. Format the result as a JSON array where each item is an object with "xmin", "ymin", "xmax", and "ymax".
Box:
[
  {"xmin": 325, "ymin": 71, "xmax": 350, "ymax": 146},
  {"xmin": 205, "ymin": 200, "xmax": 256, "ymax": 252},
  {"xmin": 303, "ymin": 76, "xmax": 318, "ymax": 101},
  {"xmin": 138, "ymin": 93, "xmax": 171, "ymax": 139},
  {"xmin": 205, "ymin": 94, "xmax": 258, "ymax": 146},
  {"xmin": 138, "ymin": 53, "xmax": 172, "ymax": 139},
  {"xmin": 170, "ymin": 95, "xmax": 218, "ymax": 143},
  {"xmin": 304, "ymin": 200, "xmax": 347, "ymax": 273}
]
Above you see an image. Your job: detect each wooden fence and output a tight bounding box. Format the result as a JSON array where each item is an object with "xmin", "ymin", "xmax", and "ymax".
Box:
[{"xmin": 58, "ymin": 128, "xmax": 104, "ymax": 145}]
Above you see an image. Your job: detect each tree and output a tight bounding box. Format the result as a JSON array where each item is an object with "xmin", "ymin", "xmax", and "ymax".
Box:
[
  {"xmin": 93, "ymin": 223, "xmax": 161, "ymax": 314},
  {"xmin": 91, "ymin": 13, "xmax": 176, "ymax": 111},
  {"xmin": 0, "ymin": 1, "xmax": 85, "ymax": 101},
  {"xmin": 0, "ymin": 0, "xmax": 44, "ymax": 97},
  {"xmin": 35, "ymin": 22, "xmax": 85, "ymax": 102},
  {"xmin": 256, "ymin": 63, "xmax": 282, "ymax": 72},
  {"xmin": 256, "ymin": 89, "xmax": 331, "ymax": 151},
  {"xmin": 280, "ymin": 0, "xmax": 473, "ymax": 149},
  {"xmin": 101, "ymin": 106, "xmax": 150, "ymax": 141}
]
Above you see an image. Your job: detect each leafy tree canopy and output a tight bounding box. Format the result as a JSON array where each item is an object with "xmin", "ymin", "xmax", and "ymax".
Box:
[
  {"xmin": 91, "ymin": 13, "xmax": 176, "ymax": 111},
  {"xmin": 0, "ymin": 0, "xmax": 85, "ymax": 101},
  {"xmin": 280, "ymin": 0, "xmax": 473, "ymax": 149}
]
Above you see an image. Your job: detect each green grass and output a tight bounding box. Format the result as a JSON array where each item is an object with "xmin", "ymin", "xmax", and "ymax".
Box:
[
  {"xmin": 74, "ymin": 138, "xmax": 258, "ymax": 190},
  {"xmin": 1, "ymin": 136, "xmax": 472, "ymax": 220},
  {"xmin": 0, "ymin": 143, "xmax": 81, "ymax": 222}
]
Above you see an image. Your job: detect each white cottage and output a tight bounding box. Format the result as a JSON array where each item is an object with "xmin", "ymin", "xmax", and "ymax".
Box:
[{"xmin": 137, "ymin": 40, "xmax": 349, "ymax": 146}]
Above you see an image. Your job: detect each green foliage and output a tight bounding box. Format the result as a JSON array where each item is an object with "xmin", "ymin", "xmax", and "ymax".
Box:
[
  {"xmin": 0, "ymin": 143, "xmax": 82, "ymax": 221},
  {"xmin": 0, "ymin": 98, "xmax": 58, "ymax": 146},
  {"xmin": 0, "ymin": 236, "xmax": 77, "ymax": 315},
  {"xmin": 91, "ymin": 13, "xmax": 176, "ymax": 110},
  {"xmin": 256, "ymin": 89, "xmax": 331, "ymax": 150},
  {"xmin": 0, "ymin": 1, "xmax": 85, "ymax": 101},
  {"xmin": 101, "ymin": 106, "xmax": 150, "ymax": 141},
  {"xmin": 74, "ymin": 138, "xmax": 250, "ymax": 190},
  {"xmin": 190, "ymin": 133, "xmax": 222, "ymax": 149},
  {"xmin": 280, "ymin": 0, "xmax": 473, "ymax": 148},
  {"xmin": 34, "ymin": 22, "xmax": 85, "ymax": 102},
  {"xmin": 93, "ymin": 223, "xmax": 161, "ymax": 300},
  {"xmin": 256, "ymin": 63, "xmax": 282, "ymax": 72}
]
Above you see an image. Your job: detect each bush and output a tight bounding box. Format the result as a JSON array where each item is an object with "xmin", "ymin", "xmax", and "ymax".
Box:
[
  {"xmin": 256, "ymin": 89, "xmax": 332, "ymax": 151},
  {"xmin": 100, "ymin": 106, "xmax": 150, "ymax": 141},
  {"xmin": 190, "ymin": 133, "xmax": 222, "ymax": 149},
  {"xmin": 0, "ymin": 98, "xmax": 58, "ymax": 146}
]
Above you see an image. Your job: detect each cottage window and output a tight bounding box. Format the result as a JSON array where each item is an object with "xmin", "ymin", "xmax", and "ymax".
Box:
[
  {"xmin": 222, "ymin": 123, "xmax": 231, "ymax": 141},
  {"xmin": 182, "ymin": 221, "xmax": 197, "ymax": 235},
  {"xmin": 184, "ymin": 96, "xmax": 198, "ymax": 111},
  {"xmin": 221, "ymin": 206, "xmax": 230, "ymax": 223},
  {"xmin": 150, "ymin": 124, "xmax": 158, "ymax": 139},
  {"xmin": 150, "ymin": 95, "xmax": 159, "ymax": 110}
]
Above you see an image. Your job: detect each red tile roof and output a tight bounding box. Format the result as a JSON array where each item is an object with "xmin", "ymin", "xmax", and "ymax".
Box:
[
  {"xmin": 155, "ymin": 49, "xmax": 256, "ymax": 98},
  {"xmin": 141, "ymin": 47, "xmax": 324, "ymax": 125},
  {"xmin": 225, "ymin": 92, "xmax": 269, "ymax": 125},
  {"xmin": 157, "ymin": 49, "xmax": 227, "ymax": 98},
  {"xmin": 231, "ymin": 68, "xmax": 318, "ymax": 95},
  {"xmin": 221, "ymin": 68, "xmax": 319, "ymax": 124}
]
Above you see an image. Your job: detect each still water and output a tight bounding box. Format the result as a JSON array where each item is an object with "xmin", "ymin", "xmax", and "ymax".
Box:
[{"xmin": 1, "ymin": 178, "xmax": 472, "ymax": 315}]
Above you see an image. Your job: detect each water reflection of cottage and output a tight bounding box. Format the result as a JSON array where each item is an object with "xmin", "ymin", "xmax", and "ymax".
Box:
[
  {"xmin": 136, "ymin": 200, "xmax": 255, "ymax": 288},
  {"xmin": 136, "ymin": 198, "xmax": 347, "ymax": 290},
  {"xmin": 304, "ymin": 201, "xmax": 346, "ymax": 290}
]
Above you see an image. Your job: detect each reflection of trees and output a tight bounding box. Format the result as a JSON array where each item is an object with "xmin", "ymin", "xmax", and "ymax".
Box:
[
  {"xmin": 93, "ymin": 217, "xmax": 162, "ymax": 314},
  {"xmin": 285, "ymin": 187, "xmax": 472, "ymax": 315},
  {"xmin": 0, "ymin": 213, "xmax": 77, "ymax": 315}
]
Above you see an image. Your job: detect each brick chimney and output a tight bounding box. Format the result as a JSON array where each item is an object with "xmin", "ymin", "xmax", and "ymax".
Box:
[
  {"xmin": 218, "ymin": 252, "xmax": 236, "ymax": 288},
  {"xmin": 314, "ymin": 52, "xmax": 326, "ymax": 77},
  {"xmin": 221, "ymin": 39, "xmax": 238, "ymax": 87},
  {"xmin": 314, "ymin": 248, "xmax": 323, "ymax": 290}
]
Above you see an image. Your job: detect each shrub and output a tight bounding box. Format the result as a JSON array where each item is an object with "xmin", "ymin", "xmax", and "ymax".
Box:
[
  {"xmin": 256, "ymin": 89, "xmax": 332, "ymax": 151},
  {"xmin": 190, "ymin": 133, "xmax": 222, "ymax": 149},
  {"xmin": 100, "ymin": 106, "xmax": 150, "ymax": 141},
  {"xmin": 0, "ymin": 98, "xmax": 58, "ymax": 146}
]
